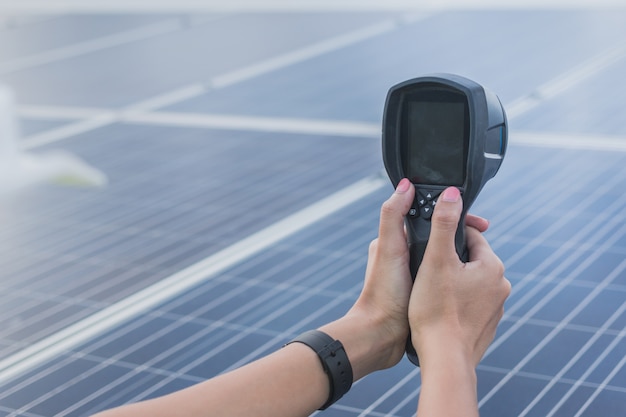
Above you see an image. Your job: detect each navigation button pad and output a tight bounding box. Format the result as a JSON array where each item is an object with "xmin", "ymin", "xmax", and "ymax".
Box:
[{"xmin": 416, "ymin": 189, "xmax": 441, "ymax": 220}]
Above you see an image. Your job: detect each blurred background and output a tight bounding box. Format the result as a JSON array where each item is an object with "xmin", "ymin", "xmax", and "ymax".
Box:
[{"xmin": 0, "ymin": 1, "xmax": 625, "ymax": 416}]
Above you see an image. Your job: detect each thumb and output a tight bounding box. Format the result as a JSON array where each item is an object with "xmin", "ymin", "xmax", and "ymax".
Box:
[{"xmin": 424, "ymin": 187, "xmax": 463, "ymax": 264}]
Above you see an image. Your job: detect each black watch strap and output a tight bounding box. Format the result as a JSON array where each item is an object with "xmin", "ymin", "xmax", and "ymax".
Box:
[{"xmin": 287, "ymin": 330, "xmax": 353, "ymax": 409}]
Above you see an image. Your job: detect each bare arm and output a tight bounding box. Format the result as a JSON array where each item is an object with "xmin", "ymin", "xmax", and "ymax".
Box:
[{"xmin": 93, "ymin": 314, "xmax": 398, "ymax": 417}]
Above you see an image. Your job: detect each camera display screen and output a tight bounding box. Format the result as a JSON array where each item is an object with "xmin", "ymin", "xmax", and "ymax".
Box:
[{"xmin": 405, "ymin": 99, "xmax": 468, "ymax": 186}]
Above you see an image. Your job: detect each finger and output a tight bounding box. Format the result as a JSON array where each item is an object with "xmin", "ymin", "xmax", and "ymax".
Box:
[
  {"xmin": 465, "ymin": 226, "xmax": 504, "ymax": 274},
  {"xmin": 465, "ymin": 213, "xmax": 489, "ymax": 233},
  {"xmin": 424, "ymin": 187, "xmax": 463, "ymax": 264},
  {"xmin": 377, "ymin": 178, "xmax": 415, "ymax": 255}
]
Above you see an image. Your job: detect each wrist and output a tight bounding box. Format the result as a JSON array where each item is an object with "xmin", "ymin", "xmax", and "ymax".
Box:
[
  {"xmin": 416, "ymin": 335, "xmax": 479, "ymax": 417},
  {"xmin": 319, "ymin": 308, "xmax": 406, "ymax": 381},
  {"xmin": 412, "ymin": 325, "xmax": 476, "ymax": 369},
  {"xmin": 286, "ymin": 330, "xmax": 352, "ymax": 409}
]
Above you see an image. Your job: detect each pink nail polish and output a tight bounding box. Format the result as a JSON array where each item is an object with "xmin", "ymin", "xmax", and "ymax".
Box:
[
  {"xmin": 396, "ymin": 178, "xmax": 410, "ymax": 193},
  {"xmin": 441, "ymin": 187, "xmax": 460, "ymax": 202}
]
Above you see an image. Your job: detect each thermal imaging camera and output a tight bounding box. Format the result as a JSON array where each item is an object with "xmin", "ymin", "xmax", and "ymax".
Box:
[{"xmin": 382, "ymin": 74, "xmax": 507, "ymax": 366}]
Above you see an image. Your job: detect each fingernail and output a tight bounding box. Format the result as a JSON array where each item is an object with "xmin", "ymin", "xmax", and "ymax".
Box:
[
  {"xmin": 440, "ymin": 187, "xmax": 460, "ymax": 202},
  {"xmin": 396, "ymin": 178, "xmax": 410, "ymax": 193}
]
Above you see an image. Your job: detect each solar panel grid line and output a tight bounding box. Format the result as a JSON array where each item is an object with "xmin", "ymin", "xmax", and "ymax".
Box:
[
  {"xmin": 0, "ymin": 301, "xmax": 102, "ymax": 347},
  {"xmin": 477, "ymin": 358, "xmax": 626, "ymax": 415},
  {"xmin": 14, "ymin": 302, "xmax": 298, "ymax": 417},
  {"xmin": 355, "ymin": 367, "xmax": 421, "ymax": 417},
  {"xmin": 485, "ymin": 159, "xmax": 616, "ymax": 263},
  {"xmin": 475, "ymin": 362, "xmax": 626, "ymax": 398},
  {"xmin": 505, "ymin": 37, "xmax": 626, "ymax": 120},
  {"xmin": 122, "ymin": 84, "xmax": 208, "ymax": 113},
  {"xmin": 18, "ymin": 104, "xmax": 109, "ymax": 120},
  {"xmin": 69, "ymin": 227, "xmax": 207, "ymax": 272},
  {"xmin": 340, "ymin": 208, "xmax": 626, "ymax": 415},
  {"xmin": 139, "ymin": 135, "xmax": 353, "ymax": 214},
  {"xmin": 0, "ymin": 220, "xmax": 93, "ymax": 261},
  {"xmin": 0, "ymin": 245, "xmax": 153, "ymax": 304},
  {"xmin": 3, "ymin": 184, "xmax": 151, "ymax": 233},
  {"xmin": 508, "ymin": 142, "xmax": 592, "ymax": 180},
  {"xmin": 484, "ymin": 193, "xmax": 626, "ymax": 354},
  {"xmin": 0, "ymin": 18, "xmax": 185, "ymax": 76},
  {"xmin": 536, "ymin": 38, "xmax": 626, "ymax": 102},
  {"xmin": 383, "ymin": 378, "xmax": 421, "ymax": 417},
  {"xmin": 519, "ymin": 302, "xmax": 626, "ymax": 417},
  {"xmin": 206, "ymin": 18, "xmax": 401, "ymax": 89},
  {"xmin": 476, "ymin": 150, "xmax": 585, "ymax": 230},
  {"xmin": 508, "ymin": 194, "xmax": 626, "ymax": 286},
  {"xmin": 66, "ymin": 206, "xmax": 209, "ymax": 248},
  {"xmin": 0, "ymin": 405, "xmax": 42, "ymax": 417},
  {"xmin": 11, "ymin": 18, "xmax": 620, "ymax": 152},
  {"xmin": 71, "ymin": 342, "xmax": 257, "ymax": 415},
  {"xmin": 477, "ymin": 221, "xmax": 626, "ymax": 407},
  {"xmin": 7, "ymin": 352, "xmax": 146, "ymax": 417},
  {"xmin": 196, "ymin": 190, "xmax": 350, "ymax": 249},
  {"xmin": 0, "ymin": 303, "xmax": 189, "ymax": 405},
  {"xmin": 0, "ymin": 297, "xmax": 90, "ymax": 342},
  {"xmin": 40, "ymin": 225, "xmax": 165, "ymax": 266},
  {"xmin": 0, "ymin": 196, "xmax": 379, "ymax": 401},
  {"xmin": 0, "ymin": 310, "xmax": 205, "ymax": 411},
  {"xmin": 8, "ymin": 262, "xmax": 158, "ymax": 311},
  {"xmin": 55, "ymin": 355, "xmax": 210, "ymax": 417},
  {"xmin": 338, "ymin": 213, "xmax": 612, "ymax": 414},
  {"xmin": 505, "ymin": 311, "xmax": 626, "ymax": 337},
  {"xmin": 489, "ymin": 159, "xmax": 626, "ymax": 261},
  {"xmin": 0, "ymin": 176, "xmax": 385, "ymax": 385},
  {"xmin": 512, "ymin": 132, "xmax": 626, "ymax": 153},
  {"xmin": 17, "ymin": 16, "xmax": 405, "ymax": 149},
  {"xmin": 7, "ymin": 140, "xmax": 312, "ymax": 250},
  {"xmin": 0, "ymin": 291, "xmax": 83, "ymax": 337},
  {"xmin": 122, "ymin": 110, "xmax": 381, "ymax": 138},
  {"xmin": 22, "ymin": 237, "xmax": 358, "ymax": 364},
  {"xmin": 572, "ymin": 338, "xmax": 626, "ymax": 417},
  {"xmin": 116, "ymin": 255, "xmax": 368, "ymax": 405},
  {"xmin": 21, "ymin": 113, "xmax": 117, "ymax": 150},
  {"xmin": 102, "ymin": 198, "xmax": 380, "ymax": 380},
  {"xmin": 521, "ymin": 294, "xmax": 626, "ymax": 416},
  {"xmin": 0, "ymin": 198, "xmax": 117, "ymax": 253},
  {"xmin": 50, "ymin": 241, "xmax": 373, "ymax": 414},
  {"xmin": 324, "ymin": 403, "xmax": 402, "ymax": 417},
  {"xmin": 0, "ymin": 277, "xmax": 263, "ymax": 400},
  {"xmin": 4, "ymin": 233, "xmax": 135, "ymax": 279},
  {"xmin": 0, "ymin": 286, "xmax": 106, "ymax": 336},
  {"xmin": 143, "ymin": 214, "xmax": 366, "ymax": 314},
  {"xmin": 114, "ymin": 301, "xmax": 365, "ymax": 412},
  {"xmin": 16, "ymin": 104, "xmax": 626, "ymax": 152},
  {"xmin": 0, "ymin": 236, "xmax": 130, "ymax": 283},
  {"xmin": 3, "ymin": 132, "xmax": 376, "ymax": 316},
  {"xmin": 222, "ymin": 279, "xmax": 364, "ymax": 372}
]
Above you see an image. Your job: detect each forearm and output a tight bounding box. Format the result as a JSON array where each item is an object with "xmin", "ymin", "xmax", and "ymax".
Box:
[
  {"xmin": 92, "ymin": 311, "xmax": 398, "ymax": 417},
  {"xmin": 93, "ymin": 342, "xmax": 329, "ymax": 417},
  {"xmin": 416, "ymin": 335, "xmax": 479, "ymax": 417}
]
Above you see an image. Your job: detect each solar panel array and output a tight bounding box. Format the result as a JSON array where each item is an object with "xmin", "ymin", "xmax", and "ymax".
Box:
[{"xmin": 0, "ymin": 8, "xmax": 625, "ymax": 417}]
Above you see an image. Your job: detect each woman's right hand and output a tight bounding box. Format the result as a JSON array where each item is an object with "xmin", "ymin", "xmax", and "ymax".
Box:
[{"xmin": 409, "ymin": 186, "xmax": 511, "ymax": 417}]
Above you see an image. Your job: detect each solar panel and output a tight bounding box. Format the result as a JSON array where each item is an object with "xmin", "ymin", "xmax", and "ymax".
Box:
[{"xmin": 0, "ymin": 7, "xmax": 625, "ymax": 417}]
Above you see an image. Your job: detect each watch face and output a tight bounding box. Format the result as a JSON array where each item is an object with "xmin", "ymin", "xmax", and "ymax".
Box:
[{"xmin": 402, "ymin": 89, "xmax": 469, "ymax": 186}]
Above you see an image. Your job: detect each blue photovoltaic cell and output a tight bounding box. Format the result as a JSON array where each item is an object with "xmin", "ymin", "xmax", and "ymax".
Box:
[{"xmin": 0, "ymin": 8, "xmax": 625, "ymax": 417}]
